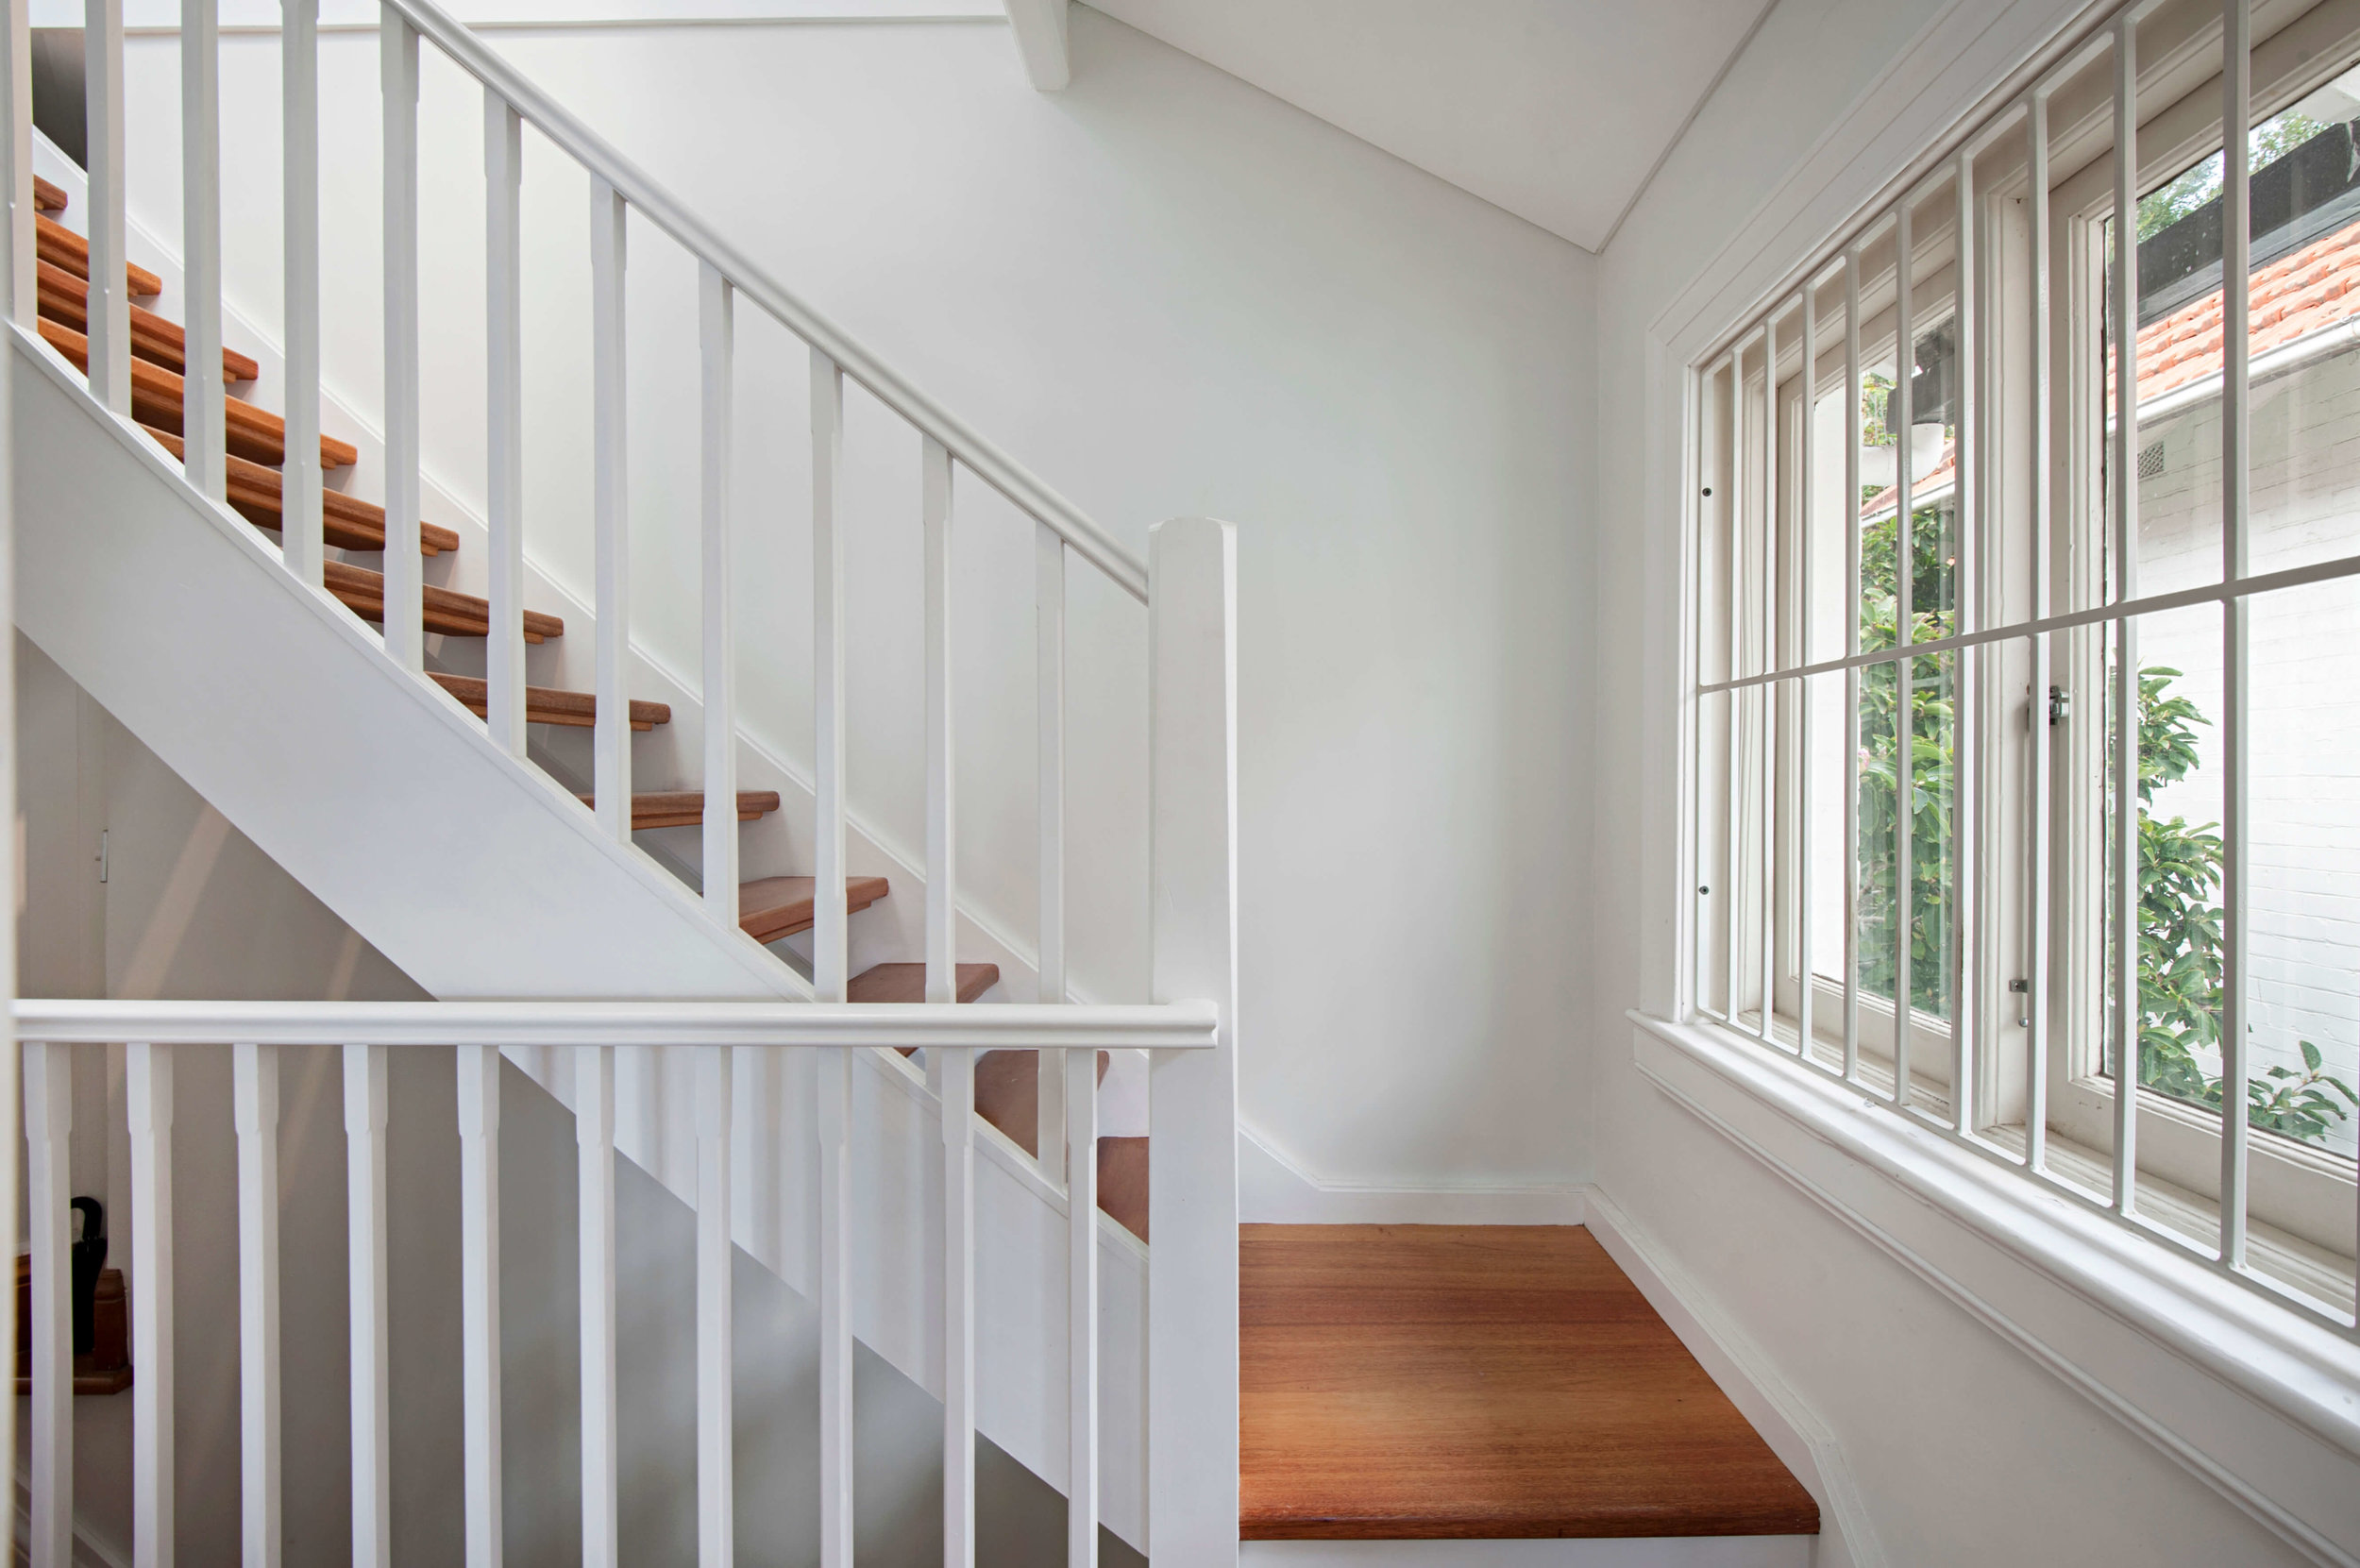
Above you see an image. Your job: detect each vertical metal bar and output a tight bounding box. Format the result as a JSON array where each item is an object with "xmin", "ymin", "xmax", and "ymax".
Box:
[
  {"xmin": 2028, "ymin": 89, "xmax": 2054, "ymax": 1174},
  {"xmin": 278, "ymin": 0, "xmax": 322, "ymax": 587},
  {"xmin": 26, "ymin": 1043, "xmax": 70, "ymax": 1568},
  {"xmin": 700, "ymin": 265, "xmax": 738, "ymax": 922},
  {"xmin": 180, "ymin": 0, "xmax": 224, "ymax": 501},
  {"xmin": 578, "ymin": 1045, "xmax": 619, "ymax": 1568},
  {"xmin": 924, "ymin": 435, "xmax": 957, "ymax": 1003},
  {"xmin": 1037, "ymin": 524, "xmax": 1069, "ymax": 1171},
  {"xmin": 696, "ymin": 1047, "xmax": 734, "ymax": 1568},
  {"xmin": 1845, "ymin": 251, "xmax": 1863, "ymax": 1082},
  {"xmin": 234, "ymin": 1044, "xmax": 281, "ymax": 1568},
  {"xmin": 1955, "ymin": 148, "xmax": 1980, "ymax": 1136},
  {"xmin": 1798, "ymin": 278, "xmax": 1817, "ymax": 1060},
  {"xmin": 816, "ymin": 1049, "xmax": 853, "ymax": 1568},
  {"xmin": 941, "ymin": 1044, "xmax": 977, "ymax": 1568},
  {"xmin": 82, "ymin": 0, "xmax": 127, "ymax": 415},
  {"xmin": 2112, "ymin": 13, "xmax": 2142, "ymax": 1216},
  {"xmin": 378, "ymin": 8, "xmax": 420, "ymax": 671},
  {"xmin": 128, "ymin": 1043, "xmax": 176, "ymax": 1568},
  {"xmin": 591, "ymin": 179, "xmax": 632, "ymax": 845},
  {"xmin": 484, "ymin": 94, "xmax": 526, "ymax": 755},
  {"xmin": 1695, "ymin": 363, "xmax": 1718, "ymax": 1020},
  {"xmin": 1064, "ymin": 1043, "xmax": 1098, "ymax": 1568},
  {"xmin": 1726, "ymin": 344, "xmax": 1744, "ymax": 1024},
  {"xmin": 2219, "ymin": 0, "xmax": 2251, "ymax": 1266},
  {"xmin": 1895, "ymin": 194, "xmax": 1917, "ymax": 1109},
  {"xmin": 457, "ymin": 1045, "xmax": 501, "ymax": 1568},
  {"xmin": 811, "ymin": 350, "xmax": 849, "ymax": 1003},
  {"xmin": 1760, "ymin": 310, "xmax": 1778, "ymax": 1045},
  {"xmin": 345, "ymin": 1043, "xmax": 390, "ymax": 1568}
]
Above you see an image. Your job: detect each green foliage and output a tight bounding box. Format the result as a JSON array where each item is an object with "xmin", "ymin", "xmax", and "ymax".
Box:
[{"xmin": 2135, "ymin": 113, "xmax": 2329, "ymax": 242}]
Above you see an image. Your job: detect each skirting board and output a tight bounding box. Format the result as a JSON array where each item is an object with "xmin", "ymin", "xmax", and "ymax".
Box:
[
  {"xmin": 1239, "ymin": 1121, "xmax": 1588, "ymax": 1224},
  {"xmin": 1241, "ymin": 1538, "xmax": 1812, "ymax": 1568}
]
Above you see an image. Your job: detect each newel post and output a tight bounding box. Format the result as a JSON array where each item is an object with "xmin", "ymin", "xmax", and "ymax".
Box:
[{"xmin": 1146, "ymin": 517, "xmax": 1239, "ymax": 1565}]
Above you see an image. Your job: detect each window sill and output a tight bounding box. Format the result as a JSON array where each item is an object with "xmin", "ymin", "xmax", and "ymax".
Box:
[{"xmin": 1629, "ymin": 1008, "xmax": 2360, "ymax": 1567}]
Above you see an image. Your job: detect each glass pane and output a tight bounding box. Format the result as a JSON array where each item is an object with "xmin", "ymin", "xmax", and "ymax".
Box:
[
  {"xmin": 1907, "ymin": 649, "xmax": 1958, "ymax": 1034},
  {"xmin": 1806, "ymin": 302, "xmax": 1852, "ymax": 668},
  {"xmin": 1906, "ymin": 179, "xmax": 1960, "ymax": 635}
]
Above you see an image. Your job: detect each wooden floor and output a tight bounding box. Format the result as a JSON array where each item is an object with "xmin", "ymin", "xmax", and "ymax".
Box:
[{"xmin": 1240, "ymin": 1225, "xmax": 1819, "ymax": 1542}]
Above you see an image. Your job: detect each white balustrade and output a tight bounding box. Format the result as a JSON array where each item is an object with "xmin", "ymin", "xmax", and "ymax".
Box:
[
  {"xmin": 379, "ymin": 8, "xmax": 421, "ymax": 671},
  {"xmin": 590, "ymin": 178, "xmax": 632, "ymax": 846},
  {"xmin": 180, "ymin": 0, "xmax": 223, "ymax": 502},
  {"xmin": 234, "ymin": 1042, "xmax": 283, "ymax": 1568},
  {"xmin": 346, "ymin": 1044, "xmax": 392, "ymax": 1568},
  {"xmin": 484, "ymin": 94, "xmax": 527, "ymax": 756},
  {"xmin": 127, "ymin": 1043, "xmax": 177, "ymax": 1568},
  {"xmin": 458, "ymin": 1044, "xmax": 503, "ymax": 1568},
  {"xmin": 278, "ymin": 0, "xmax": 322, "ymax": 587}
]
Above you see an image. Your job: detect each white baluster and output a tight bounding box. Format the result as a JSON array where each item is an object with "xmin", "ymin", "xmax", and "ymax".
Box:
[
  {"xmin": 811, "ymin": 349, "xmax": 848, "ymax": 1001},
  {"xmin": 458, "ymin": 1045, "xmax": 502, "ymax": 1568},
  {"xmin": 941, "ymin": 1044, "xmax": 976, "ymax": 1568},
  {"xmin": 591, "ymin": 180, "xmax": 632, "ymax": 843},
  {"xmin": 278, "ymin": 0, "xmax": 321, "ymax": 586},
  {"xmin": 379, "ymin": 8, "xmax": 420, "ymax": 670},
  {"xmin": 924, "ymin": 436, "xmax": 955, "ymax": 1004},
  {"xmin": 180, "ymin": 0, "xmax": 223, "ymax": 501},
  {"xmin": 1064, "ymin": 1044, "xmax": 1097, "ymax": 1568},
  {"xmin": 484, "ymin": 94, "xmax": 526, "ymax": 756},
  {"xmin": 25, "ymin": 1042, "xmax": 72, "ymax": 1568},
  {"xmin": 816, "ymin": 1050, "xmax": 853, "ymax": 1568},
  {"xmin": 2, "ymin": 0, "xmax": 31, "ymax": 324},
  {"xmin": 345, "ymin": 1046, "xmax": 391, "ymax": 1566},
  {"xmin": 233, "ymin": 1043, "xmax": 282, "ymax": 1568},
  {"xmin": 82, "ymin": 0, "xmax": 126, "ymax": 414},
  {"xmin": 697, "ymin": 1046, "xmax": 733, "ymax": 1567},
  {"xmin": 579, "ymin": 1045, "xmax": 619, "ymax": 1568},
  {"xmin": 700, "ymin": 265, "xmax": 737, "ymax": 921},
  {"xmin": 128, "ymin": 1044, "xmax": 177, "ymax": 1568},
  {"xmin": 1145, "ymin": 518, "xmax": 1240, "ymax": 1563},
  {"xmin": 1037, "ymin": 523, "xmax": 1067, "ymax": 1173}
]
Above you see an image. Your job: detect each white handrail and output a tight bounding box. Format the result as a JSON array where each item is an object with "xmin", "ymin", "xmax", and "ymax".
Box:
[
  {"xmin": 15, "ymin": 997, "xmax": 1219, "ymax": 1050},
  {"xmin": 379, "ymin": 0, "xmax": 1148, "ymax": 603}
]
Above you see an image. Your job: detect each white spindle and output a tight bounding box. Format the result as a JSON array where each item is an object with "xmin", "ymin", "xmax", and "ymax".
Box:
[
  {"xmin": 1064, "ymin": 1044, "xmax": 1098, "ymax": 1568},
  {"xmin": 1145, "ymin": 518, "xmax": 1241, "ymax": 1562},
  {"xmin": 2026, "ymin": 90, "xmax": 2052, "ymax": 1174},
  {"xmin": 128, "ymin": 1044, "xmax": 177, "ymax": 1568},
  {"xmin": 941, "ymin": 1044, "xmax": 976, "ymax": 1568},
  {"xmin": 458, "ymin": 1045, "xmax": 502, "ymax": 1568},
  {"xmin": 697, "ymin": 1045, "xmax": 734, "ymax": 1566},
  {"xmin": 924, "ymin": 436, "xmax": 957, "ymax": 1003},
  {"xmin": 26, "ymin": 1042, "xmax": 72, "ymax": 1568},
  {"xmin": 2110, "ymin": 16, "xmax": 2141, "ymax": 1216},
  {"xmin": 592, "ymin": 180, "xmax": 632, "ymax": 844},
  {"xmin": 345, "ymin": 1044, "xmax": 391, "ymax": 1568},
  {"xmin": 82, "ymin": 0, "xmax": 127, "ymax": 413},
  {"xmin": 233, "ymin": 1043, "xmax": 282, "ymax": 1568},
  {"xmin": 701, "ymin": 265, "xmax": 738, "ymax": 921},
  {"xmin": 484, "ymin": 94, "xmax": 526, "ymax": 756},
  {"xmin": 2218, "ymin": 0, "xmax": 2252, "ymax": 1268},
  {"xmin": 2, "ymin": 0, "xmax": 30, "ymax": 324},
  {"xmin": 278, "ymin": 0, "xmax": 322, "ymax": 587},
  {"xmin": 379, "ymin": 8, "xmax": 421, "ymax": 670},
  {"xmin": 579, "ymin": 1045, "xmax": 620, "ymax": 1568},
  {"xmin": 816, "ymin": 1050, "xmax": 853, "ymax": 1568},
  {"xmin": 1037, "ymin": 523, "xmax": 1068, "ymax": 1172},
  {"xmin": 180, "ymin": 0, "xmax": 223, "ymax": 500},
  {"xmin": 811, "ymin": 350, "xmax": 849, "ymax": 1002}
]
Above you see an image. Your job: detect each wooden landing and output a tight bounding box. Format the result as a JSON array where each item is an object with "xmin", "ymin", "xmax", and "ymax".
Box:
[{"xmin": 1240, "ymin": 1224, "xmax": 1818, "ymax": 1543}]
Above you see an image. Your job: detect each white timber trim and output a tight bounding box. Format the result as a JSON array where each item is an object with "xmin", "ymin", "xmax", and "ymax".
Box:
[
  {"xmin": 1239, "ymin": 1120, "xmax": 1588, "ymax": 1225},
  {"xmin": 1001, "ymin": 0, "xmax": 1066, "ymax": 89},
  {"xmin": 1630, "ymin": 1010, "xmax": 2360, "ymax": 1568}
]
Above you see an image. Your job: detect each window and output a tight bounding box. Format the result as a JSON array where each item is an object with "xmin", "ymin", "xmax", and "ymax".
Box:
[{"xmin": 1690, "ymin": 0, "xmax": 2360, "ymax": 1328}]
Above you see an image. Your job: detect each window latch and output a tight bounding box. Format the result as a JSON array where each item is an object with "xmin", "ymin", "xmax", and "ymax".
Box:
[{"xmin": 2048, "ymin": 684, "xmax": 2069, "ymax": 725}]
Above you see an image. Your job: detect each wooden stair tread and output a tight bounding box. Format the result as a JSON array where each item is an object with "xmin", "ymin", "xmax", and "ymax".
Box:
[
  {"xmin": 33, "ymin": 176, "xmax": 65, "ymax": 212},
  {"xmin": 430, "ymin": 670, "xmax": 668, "ymax": 732},
  {"xmin": 1239, "ymin": 1225, "xmax": 1821, "ymax": 1542},
  {"xmin": 738, "ymin": 875, "xmax": 890, "ymax": 945},
  {"xmin": 958, "ymin": 1048, "xmax": 1143, "ymax": 1239},
  {"xmin": 320, "ymin": 558, "xmax": 563, "ymax": 643},
  {"xmin": 139, "ymin": 425, "xmax": 458, "ymax": 556},
  {"xmin": 39, "ymin": 318, "xmax": 357, "ymax": 469},
  {"xmin": 848, "ymin": 961, "xmax": 999, "ymax": 1005},
  {"xmin": 572, "ymin": 789, "xmax": 782, "ymax": 829},
  {"xmin": 37, "ymin": 213, "xmax": 160, "ymax": 296},
  {"xmin": 39, "ymin": 261, "xmax": 258, "ymax": 380}
]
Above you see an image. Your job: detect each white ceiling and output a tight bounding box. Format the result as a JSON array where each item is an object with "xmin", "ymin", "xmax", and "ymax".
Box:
[{"xmin": 1083, "ymin": 0, "xmax": 1771, "ymax": 253}]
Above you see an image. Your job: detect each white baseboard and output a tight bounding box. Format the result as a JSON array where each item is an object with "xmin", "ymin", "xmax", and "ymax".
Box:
[
  {"xmin": 1581, "ymin": 1188, "xmax": 1880, "ymax": 1568},
  {"xmin": 1241, "ymin": 1537, "xmax": 1812, "ymax": 1567},
  {"xmin": 1239, "ymin": 1121, "xmax": 1588, "ymax": 1224}
]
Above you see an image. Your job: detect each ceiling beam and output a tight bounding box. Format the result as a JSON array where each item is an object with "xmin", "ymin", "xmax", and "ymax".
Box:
[{"xmin": 1003, "ymin": 0, "xmax": 1068, "ymax": 91}]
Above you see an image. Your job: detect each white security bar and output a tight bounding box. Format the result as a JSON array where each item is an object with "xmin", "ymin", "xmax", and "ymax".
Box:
[
  {"xmin": 2109, "ymin": 13, "xmax": 2140, "ymax": 1218},
  {"xmin": 2025, "ymin": 88, "xmax": 2052, "ymax": 1176},
  {"xmin": 1893, "ymin": 193, "xmax": 1916, "ymax": 1113},
  {"xmin": 2218, "ymin": 0, "xmax": 2253, "ymax": 1270},
  {"xmin": 1843, "ymin": 248, "xmax": 1862, "ymax": 1085}
]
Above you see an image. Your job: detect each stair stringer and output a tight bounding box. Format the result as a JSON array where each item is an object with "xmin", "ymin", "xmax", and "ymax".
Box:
[{"xmin": 13, "ymin": 327, "xmax": 1151, "ymax": 1547}]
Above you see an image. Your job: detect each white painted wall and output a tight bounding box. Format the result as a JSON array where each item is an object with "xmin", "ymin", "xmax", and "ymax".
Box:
[
  {"xmin": 1592, "ymin": 0, "xmax": 2329, "ymax": 1562},
  {"xmin": 106, "ymin": 5, "xmax": 1595, "ymax": 1194}
]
